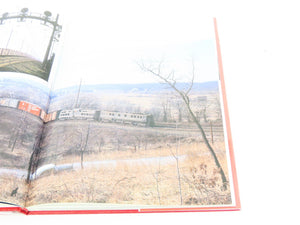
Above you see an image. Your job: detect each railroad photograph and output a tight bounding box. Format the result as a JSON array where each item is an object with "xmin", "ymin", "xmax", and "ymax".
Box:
[
  {"xmin": 28, "ymin": 79, "xmax": 232, "ymax": 207},
  {"xmin": 26, "ymin": 27, "xmax": 234, "ymax": 207},
  {"xmin": 0, "ymin": 8, "xmax": 62, "ymax": 81}
]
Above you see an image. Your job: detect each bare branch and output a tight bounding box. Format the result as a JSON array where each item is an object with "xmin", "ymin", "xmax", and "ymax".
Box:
[
  {"xmin": 185, "ymin": 60, "xmax": 195, "ymax": 95},
  {"xmin": 169, "ymin": 147, "xmax": 178, "ymax": 160},
  {"xmin": 138, "ymin": 59, "xmax": 228, "ymax": 191},
  {"xmin": 157, "ymin": 59, "xmax": 164, "ymax": 75}
]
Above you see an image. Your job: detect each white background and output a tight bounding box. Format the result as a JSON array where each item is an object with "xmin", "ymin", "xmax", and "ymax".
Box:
[{"xmin": 2, "ymin": 0, "xmax": 300, "ymax": 224}]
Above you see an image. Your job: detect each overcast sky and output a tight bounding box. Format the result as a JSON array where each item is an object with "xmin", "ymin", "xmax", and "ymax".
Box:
[{"xmin": 1, "ymin": 0, "xmax": 219, "ymax": 89}]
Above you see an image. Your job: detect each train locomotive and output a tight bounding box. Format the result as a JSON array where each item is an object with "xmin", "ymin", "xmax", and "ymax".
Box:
[{"xmin": 99, "ymin": 110, "xmax": 154, "ymax": 127}]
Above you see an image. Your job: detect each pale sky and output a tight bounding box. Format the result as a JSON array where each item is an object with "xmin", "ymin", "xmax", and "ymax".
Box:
[{"xmin": 1, "ymin": 0, "xmax": 219, "ymax": 89}]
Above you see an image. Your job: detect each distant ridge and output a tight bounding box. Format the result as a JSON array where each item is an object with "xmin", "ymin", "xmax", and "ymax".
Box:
[{"xmin": 51, "ymin": 81, "xmax": 219, "ymax": 98}]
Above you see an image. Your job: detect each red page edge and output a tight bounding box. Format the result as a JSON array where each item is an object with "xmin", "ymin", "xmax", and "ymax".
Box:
[{"xmin": 213, "ymin": 17, "xmax": 241, "ymax": 210}]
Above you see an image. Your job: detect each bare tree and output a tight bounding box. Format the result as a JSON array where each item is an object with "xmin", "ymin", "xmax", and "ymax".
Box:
[
  {"xmin": 161, "ymin": 95, "xmax": 172, "ymax": 122},
  {"xmin": 138, "ymin": 61, "xmax": 228, "ymax": 190},
  {"xmin": 97, "ymin": 137, "xmax": 105, "ymax": 152},
  {"xmin": 153, "ymin": 170, "xmax": 161, "ymax": 205},
  {"xmin": 72, "ymin": 123, "xmax": 91, "ymax": 169},
  {"xmin": 80, "ymin": 123, "xmax": 91, "ymax": 169},
  {"xmin": 162, "ymin": 101, "xmax": 168, "ymax": 122},
  {"xmin": 9, "ymin": 110, "xmax": 27, "ymax": 152},
  {"xmin": 168, "ymin": 123, "xmax": 183, "ymax": 205},
  {"xmin": 175, "ymin": 99, "xmax": 183, "ymax": 122},
  {"xmin": 213, "ymin": 93, "xmax": 222, "ymax": 121}
]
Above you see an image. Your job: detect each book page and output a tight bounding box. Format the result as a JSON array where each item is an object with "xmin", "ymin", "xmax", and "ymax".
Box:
[
  {"xmin": 26, "ymin": 15, "xmax": 238, "ymax": 211},
  {"xmin": 0, "ymin": 8, "xmax": 62, "ymax": 207}
]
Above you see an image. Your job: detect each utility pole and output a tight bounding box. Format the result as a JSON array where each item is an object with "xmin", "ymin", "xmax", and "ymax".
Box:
[
  {"xmin": 75, "ymin": 78, "xmax": 82, "ymax": 108},
  {"xmin": 42, "ymin": 14, "xmax": 60, "ymax": 68}
]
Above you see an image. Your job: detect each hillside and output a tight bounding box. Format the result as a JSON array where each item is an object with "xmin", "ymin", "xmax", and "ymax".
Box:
[{"xmin": 50, "ymin": 81, "xmax": 219, "ymax": 99}]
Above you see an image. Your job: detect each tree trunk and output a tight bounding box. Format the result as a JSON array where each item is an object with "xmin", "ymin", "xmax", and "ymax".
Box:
[
  {"xmin": 186, "ymin": 103, "xmax": 228, "ymax": 190},
  {"xmin": 81, "ymin": 149, "xmax": 84, "ymax": 169},
  {"xmin": 10, "ymin": 130, "xmax": 19, "ymax": 152},
  {"xmin": 81, "ymin": 123, "xmax": 91, "ymax": 169},
  {"xmin": 210, "ymin": 121, "xmax": 214, "ymax": 144}
]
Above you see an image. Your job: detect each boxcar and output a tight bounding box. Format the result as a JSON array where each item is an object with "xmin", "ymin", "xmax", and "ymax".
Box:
[
  {"xmin": 0, "ymin": 98, "xmax": 19, "ymax": 108},
  {"xmin": 18, "ymin": 101, "xmax": 41, "ymax": 117}
]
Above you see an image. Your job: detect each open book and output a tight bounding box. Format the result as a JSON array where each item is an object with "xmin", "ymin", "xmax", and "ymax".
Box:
[{"xmin": 0, "ymin": 9, "xmax": 240, "ymax": 214}]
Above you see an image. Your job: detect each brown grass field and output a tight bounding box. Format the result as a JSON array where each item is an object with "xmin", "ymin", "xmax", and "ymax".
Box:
[
  {"xmin": 0, "ymin": 175, "xmax": 28, "ymax": 206},
  {"xmin": 27, "ymin": 141, "xmax": 232, "ymax": 207}
]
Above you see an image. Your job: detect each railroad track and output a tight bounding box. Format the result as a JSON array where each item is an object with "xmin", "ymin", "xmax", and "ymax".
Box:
[
  {"xmin": 0, "ymin": 55, "xmax": 48, "ymax": 79},
  {"xmin": 52, "ymin": 119, "xmax": 225, "ymax": 141},
  {"xmin": 0, "ymin": 56, "xmax": 37, "ymax": 67}
]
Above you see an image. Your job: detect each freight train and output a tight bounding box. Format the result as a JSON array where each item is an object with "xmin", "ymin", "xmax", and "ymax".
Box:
[
  {"xmin": 0, "ymin": 98, "xmax": 47, "ymax": 121},
  {"xmin": 0, "ymin": 98, "xmax": 155, "ymax": 127}
]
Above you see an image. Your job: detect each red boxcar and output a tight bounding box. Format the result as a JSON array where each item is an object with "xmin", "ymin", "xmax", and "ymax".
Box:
[{"xmin": 18, "ymin": 101, "xmax": 41, "ymax": 117}]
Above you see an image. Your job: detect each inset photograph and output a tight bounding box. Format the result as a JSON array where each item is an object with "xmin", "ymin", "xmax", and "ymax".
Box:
[{"xmin": 0, "ymin": 8, "xmax": 62, "ymax": 81}]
